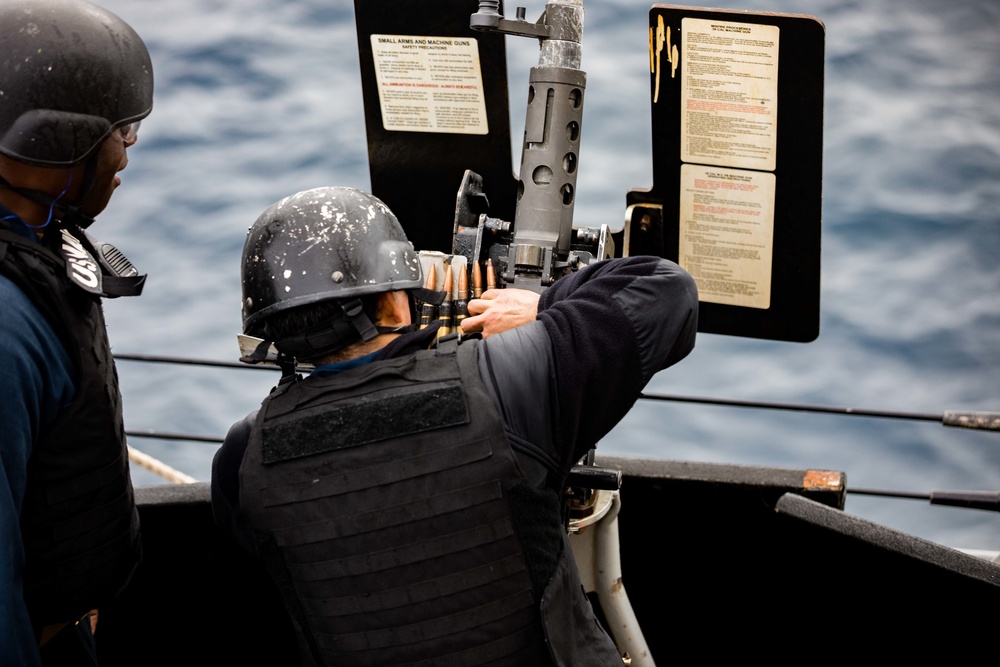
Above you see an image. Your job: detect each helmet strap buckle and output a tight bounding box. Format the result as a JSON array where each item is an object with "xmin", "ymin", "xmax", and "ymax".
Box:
[{"xmin": 341, "ymin": 298, "xmax": 378, "ymax": 343}]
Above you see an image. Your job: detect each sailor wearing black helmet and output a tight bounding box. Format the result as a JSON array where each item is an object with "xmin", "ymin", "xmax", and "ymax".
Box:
[
  {"xmin": 212, "ymin": 186, "xmax": 698, "ymax": 666},
  {"xmin": 0, "ymin": 0, "xmax": 153, "ymax": 664}
]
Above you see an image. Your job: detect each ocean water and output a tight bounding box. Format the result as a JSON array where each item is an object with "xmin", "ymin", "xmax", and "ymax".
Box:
[{"xmin": 90, "ymin": 0, "xmax": 1000, "ymax": 550}]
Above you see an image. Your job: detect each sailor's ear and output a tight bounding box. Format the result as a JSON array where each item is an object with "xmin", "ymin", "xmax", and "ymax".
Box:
[{"xmin": 376, "ymin": 290, "xmax": 411, "ymax": 328}]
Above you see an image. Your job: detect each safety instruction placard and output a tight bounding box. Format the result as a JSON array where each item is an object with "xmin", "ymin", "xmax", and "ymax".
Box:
[
  {"xmin": 679, "ymin": 164, "xmax": 775, "ymax": 308},
  {"xmin": 680, "ymin": 18, "xmax": 779, "ymax": 171},
  {"xmin": 370, "ymin": 34, "xmax": 488, "ymax": 135}
]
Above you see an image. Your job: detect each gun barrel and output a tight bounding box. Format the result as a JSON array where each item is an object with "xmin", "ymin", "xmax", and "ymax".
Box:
[
  {"xmin": 466, "ymin": 0, "xmax": 589, "ymax": 293},
  {"xmin": 511, "ymin": 1, "xmax": 587, "ymax": 290}
]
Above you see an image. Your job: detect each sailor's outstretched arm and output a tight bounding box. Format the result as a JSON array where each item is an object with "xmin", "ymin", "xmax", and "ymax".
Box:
[{"xmin": 479, "ymin": 256, "xmax": 698, "ymax": 472}]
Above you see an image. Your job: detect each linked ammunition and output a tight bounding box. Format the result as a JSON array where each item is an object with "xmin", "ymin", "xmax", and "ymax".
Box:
[
  {"xmin": 436, "ymin": 263, "xmax": 453, "ymax": 338},
  {"xmin": 419, "ymin": 262, "xmax": 437, "ymax": 330},
  {"xmin": 454, "ymin": 260, "xmax": 469, "ymax": 328},
  {"xmin": 472, "ymin": 260, "xmax": 483, "ymax": 299},
  {"xmin": 486, "ymin": 258, "xmax": 496, "ymax": 291}
]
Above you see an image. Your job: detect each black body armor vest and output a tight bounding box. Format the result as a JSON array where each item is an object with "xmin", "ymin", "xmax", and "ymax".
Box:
[
  {"xmin": 0, "ymin": 228, "xmax": 141, "ymax": 627},
  {"xmin": 241, "ymin": 339, "xmax": 622, "ymax": 666}
]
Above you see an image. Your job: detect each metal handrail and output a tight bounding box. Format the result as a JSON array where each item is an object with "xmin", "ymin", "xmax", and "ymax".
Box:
[
  {"xmin": 639, "ymin": 392, "xmax": 1000, "ymax": 433},
  {"xmin": 117, "ymin": 352, "xmax": 1000, "ymax": 508},
  {"xmin": 115, "ymin": 352, "xmax": 999, "ymax": 431}
]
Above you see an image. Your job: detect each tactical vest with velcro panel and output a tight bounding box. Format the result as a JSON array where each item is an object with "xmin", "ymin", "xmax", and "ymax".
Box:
[
  {"xmin": 240, "ymin": 338, "xmax": 562, "ymax": 666},
  {"xmin": 0, "ymin": 228, "xmax": 141, "ymax": 627}
]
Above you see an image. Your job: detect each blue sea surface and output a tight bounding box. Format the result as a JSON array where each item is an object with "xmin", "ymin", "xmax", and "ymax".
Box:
[{"xmin": 92, "ymin": 0, "xmax": 1000, "ymax": 550}]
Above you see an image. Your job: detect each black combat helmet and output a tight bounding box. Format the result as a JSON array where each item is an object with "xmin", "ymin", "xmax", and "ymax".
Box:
[
  {"xmin": 241, "ymin": 186, "xmax": 423, "ymax": 362},
  {"xmin": 0, "ymin": 0, "xmax": 154, "ymax": 167}
]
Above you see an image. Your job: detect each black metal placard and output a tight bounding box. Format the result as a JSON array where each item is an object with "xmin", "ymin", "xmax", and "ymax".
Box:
[
  {"xmin": 626, "ymin": 5, "xmax": 824, "ymax": 343},
  {"xmin": 354, "ymin": 0, "xmax": 518, "ymax": 255}
]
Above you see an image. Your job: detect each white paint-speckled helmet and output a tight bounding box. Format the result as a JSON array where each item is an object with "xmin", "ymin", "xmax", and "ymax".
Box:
[{"xmin": 241, "ymin": 186, "xmax": 423, "ymax": 337}]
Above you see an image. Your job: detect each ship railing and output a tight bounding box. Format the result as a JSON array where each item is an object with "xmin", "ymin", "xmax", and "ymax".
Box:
[{"xmin": 115, "ymin": 352, "xmax": 1000, "ymax": 515}]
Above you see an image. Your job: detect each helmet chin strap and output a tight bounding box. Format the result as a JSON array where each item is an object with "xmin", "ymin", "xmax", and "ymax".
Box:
[
  {"xmin": 244, "ymin": 298, "xmax": 383, "ymax": 368},
  {"xmin": 0, "ymin": 154, "xmax": 99, "ymax": 229},
  {"xmin": 54, "ymin": 153, "xmax": 100, "ymax": 229},
  {"xmin": 241, "ymin": 283, "xmax": 424, "ymax": 370},
  {"xmin": 377, "ymin": 323, "xmax": 417, "ymax": 335}
]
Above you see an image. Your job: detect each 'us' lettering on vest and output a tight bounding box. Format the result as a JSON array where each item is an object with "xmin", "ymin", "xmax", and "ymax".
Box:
[{"xmin": 60, "ymin": 229, "xmax": 102, "ymax": 293}]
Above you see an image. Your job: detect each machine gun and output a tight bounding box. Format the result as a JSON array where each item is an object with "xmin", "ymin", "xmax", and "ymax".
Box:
[{"xmin": 452, "ymin": 0, "xmax": 614, "ymax": 294}]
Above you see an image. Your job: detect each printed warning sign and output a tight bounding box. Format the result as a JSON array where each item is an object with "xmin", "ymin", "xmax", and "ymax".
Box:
[
  {"xmin": 371, "ymin": 34, "xmax": 488, "ymax": 135},
  {"xmin": 679, "ymin": 164, "xmax": 775, "ymax": 308},
  {"xmin": 680, "ymin": 18, "xmax": 779, "ymax": 171}
]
